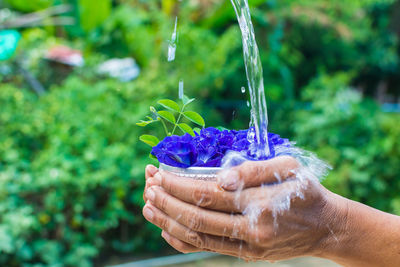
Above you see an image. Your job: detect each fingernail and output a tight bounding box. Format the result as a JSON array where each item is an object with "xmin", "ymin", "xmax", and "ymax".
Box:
[
  {"xmin": 218, "ymin": 170, "xmax": 239, "ymax": 190},
  {"xmin": 143, "ymin": 206, "xmax": 154, "ymax": 220},
  {"xmin": 145, "ymin": 188, "xmax": 155, "ymax": 202},
  {"xmin": 154, "ymin": 172, "xmax": 162, "ymax": 183},
  {"xmin": 146, "ymin": 165, "xmax": 158, "ymax": 176},
  {"xmin": 162, "ymin": 231, "xmax": 171, "ymax": 240}
]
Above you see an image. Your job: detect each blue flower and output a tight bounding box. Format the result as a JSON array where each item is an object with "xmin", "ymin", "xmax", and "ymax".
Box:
[
  {"xmin": 151, "ymin": 127, "xmax": 290, "ymax": 168},
  {"xmin": 151, "ymin": 134, "xmax": 197, "ymax": 168}
]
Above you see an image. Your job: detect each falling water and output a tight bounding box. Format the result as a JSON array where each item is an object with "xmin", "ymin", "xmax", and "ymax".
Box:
[
  {"xmin": 168, "ymin": 17, "xmax": 178, "ymax": 62},
  {"xmin": 230, "ymin": 0, "xmax": 270, "ymax": 158},
  {"xmin": 223, "ymin": 0, "xmax": 332, "ymax": 247},
  {"xmin": 179, "ymin": 79, "xmax": 184, "ymax": 99}
]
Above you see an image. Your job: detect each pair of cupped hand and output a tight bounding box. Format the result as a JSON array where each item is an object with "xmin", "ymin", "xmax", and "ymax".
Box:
[{"xmin": 142, "ymin": 156, "xmax": 343, "ymax": 262}]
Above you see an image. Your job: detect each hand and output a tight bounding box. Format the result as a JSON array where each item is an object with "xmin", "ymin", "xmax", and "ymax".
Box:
[
  {"xmin": 143, "ymin": 164, "xmax": 159, "ymax": 203},
  {"xmin": 142, "ymin": 156, "xmax": 346, "ymax": 261}
]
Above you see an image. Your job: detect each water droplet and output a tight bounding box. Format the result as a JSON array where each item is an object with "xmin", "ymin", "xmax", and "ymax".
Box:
[
  {"xmin": 241, "ymin": 86, "xmax": 246, "ymax": 93},
  {"xmin": 179, "ymin": 80, "xmax": 184, "ymax": 99},
  {"xmin": 246, "ymin": 101, "xmax": 250, "ymax": 107}
]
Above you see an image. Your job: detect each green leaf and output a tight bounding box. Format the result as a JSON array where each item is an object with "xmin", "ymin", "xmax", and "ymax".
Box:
[
  {"xmin": 157, "ymin": 110, "xmax": 176, "ymax": 124},
  {"xmin": 136, "ymin": 120, "xmax": 156, "ymax": 127},
  {"xmin": 178, "ymin": 123, "xmax": 195, "ymax": 136},
  {"xmin": 157, "ymin": 99, "xmax": 180, "ymax": 112},
  {"xmin": 139, "ymin": 135, "xmax": 160, "ymax": 147},
  {"xmin": 216, "ymin": 126, "xmax": 229, "ymax": 131},
  {"xmin": 149, "ymin": 154, "xmax": 157, "ymax": 160},
  {"xmin": 136, "ymin": 121, "xmax": 148, "ymax": 127},
  {"xmin": 182, "ymin": 95, "xmax": 195, "ymax": 106},
  {"xmin": 183, "ymin": 111, "xmax": 205, "ymax": 127},
  {"xmin": 193, "ymin": 127, "xmax": 201, "ymax": 134}
]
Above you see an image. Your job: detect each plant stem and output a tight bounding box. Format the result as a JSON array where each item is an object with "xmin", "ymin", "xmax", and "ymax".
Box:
[
  {"xmin": 160, "ymin": 119, "xmax": 170, "ymax": 136},
  {"xmin": 172, "ymin": 104, "xmax": 186, "ymax": 135}
]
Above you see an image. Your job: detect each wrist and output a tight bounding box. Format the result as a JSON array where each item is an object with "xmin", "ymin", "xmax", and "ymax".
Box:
[
  {"xmin": 311, "ymin": 188, "xmax": 351, "ymax": 260},
  {"xmin": 315, "ymin": 189, "xmax": 400, "ymax": 267}
]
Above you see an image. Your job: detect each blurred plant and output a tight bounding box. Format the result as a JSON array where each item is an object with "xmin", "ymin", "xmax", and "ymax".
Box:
[
  {"xmin": 0, "ymin": 30, "xmax": 20, "ymax": 60},
  {"xmin": 3, "ymin": 0, "xmax": 53, "ymax": 13},
  {"xmin": 0, "ymin": 76, "xmax": 169, "ymax": 266},
  {"xmin": 294, "ymin": 73, "xmax": 400, "ymax": 215},
  {"xmin": 0, "ymin": 4, "xmax": 74, "ymax": 29}
]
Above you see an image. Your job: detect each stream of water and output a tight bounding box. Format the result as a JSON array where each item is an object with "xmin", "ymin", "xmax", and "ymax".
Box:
[{"xmin": 230, "ymin": 0, "xmax": 270, "ymax": 159}]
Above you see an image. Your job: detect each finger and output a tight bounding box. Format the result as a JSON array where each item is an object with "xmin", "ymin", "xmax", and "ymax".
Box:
[
  {"xmin": 144, "ymin": 165, "xmax": 159, "ymax": 202},
  {"xmin": 161, "ymin": 231, "xmax": 201, "ymax": 254},
  {"xmin": 146, "ymin": 186, "xmax": 249, "ymax": 240},
  {"xmin": 218, "ymin": 156, "xmax": 299, "ymax": 191},
  {"xmin": 160, "ymin": 170, "xmax": 244, "ymax": 213},
  {"xmin": 144, "ymin": 202, "xmax": 256, "ymax": 258},
  {"xmin": 144, "ymin": 177, "xmax": 161, "ymax": 202},
  {"xmin": 145, "ymin": 164, "xmax": 158, "ymax": 180}
]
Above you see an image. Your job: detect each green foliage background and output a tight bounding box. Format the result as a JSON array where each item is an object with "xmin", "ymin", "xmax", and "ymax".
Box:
[{"xmin": 0, "ymin": 0, "xmax": 399, "ymax": 266}]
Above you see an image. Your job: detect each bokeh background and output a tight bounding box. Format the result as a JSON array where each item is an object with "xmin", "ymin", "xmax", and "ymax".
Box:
[{"xmin": 1, "ymin": 0, "xmax": 399, "ymax": 266}]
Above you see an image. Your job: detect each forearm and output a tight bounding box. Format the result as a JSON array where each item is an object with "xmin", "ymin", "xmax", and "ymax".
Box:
[{"xmin": 320, "ymin": 192, "xmax": 400, "ymax": 266}]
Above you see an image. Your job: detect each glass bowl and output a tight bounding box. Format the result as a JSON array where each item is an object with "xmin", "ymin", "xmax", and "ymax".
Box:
[{"xmin": 159, "ymin": 163, "xmax": 222, "ymax": 181}]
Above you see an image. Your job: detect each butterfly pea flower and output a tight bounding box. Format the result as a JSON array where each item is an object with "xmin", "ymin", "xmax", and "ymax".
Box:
[{"xmin": 151, "ymin": 127, "xmax": 290, "ymax": 168}]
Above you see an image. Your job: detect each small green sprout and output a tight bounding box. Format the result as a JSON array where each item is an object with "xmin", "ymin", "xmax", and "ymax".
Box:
[{"xmin": 136, "ymin": 95, "xmax": 205, "ymax": 150}]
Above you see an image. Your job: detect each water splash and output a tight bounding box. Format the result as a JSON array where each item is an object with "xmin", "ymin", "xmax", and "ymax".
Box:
[
  {"xmin": 230, "ymin": 0, "xmax": 270, "ymax": 158},
  {"xmin": 168, "ymin": 16, "xmax": 178, "ymax": 62}
]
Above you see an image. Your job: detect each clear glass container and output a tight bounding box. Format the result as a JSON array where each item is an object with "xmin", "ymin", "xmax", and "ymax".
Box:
[{"xmin": 159, "ymin": 163, "xmax": 222, "ymax": 181}]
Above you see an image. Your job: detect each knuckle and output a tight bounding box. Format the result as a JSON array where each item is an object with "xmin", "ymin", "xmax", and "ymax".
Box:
[
  {"xmin": 161, "ymin": 175, "xmax": 172, "ymax": 193},
  {"xmin": 281, "ymin": 156, "xmax": 299, "ymax": 170},
  {"xmin": 159, "ymin": 216, "xmax": 170, "ymax": 231},
  {"xmin": 185, "ymin": 230, "xmax": 204, "ymax": 248},
  {"xmin": 187, "ymin": 213, "xmax": 205, "ymax": 232},
  {"xmin": 240, "ymin": 161, "xmax": 254, "ymax": 175},
  {"xmin": 248, "ymin": 228, "xmax": 261, "ymax": 244},
  {"xmin": 251, "ymin": 227, "xmax": 272, "ymax": 245},
  {"xmin": 159, "ymin": 193, "xmax": 169, "ymax": 211},
  {"xmin": 192, "ymin": 186, "xmax": 215, "ymax": 208}
]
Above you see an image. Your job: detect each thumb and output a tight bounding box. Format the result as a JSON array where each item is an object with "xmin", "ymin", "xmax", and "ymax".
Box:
[{"xmin": 217, "ymin": 156, "xmax": 299, "ymax": 191}]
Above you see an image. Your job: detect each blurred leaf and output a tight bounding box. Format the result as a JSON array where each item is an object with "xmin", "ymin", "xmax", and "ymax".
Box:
[
  {"xmin": 178, "ymin": 123, "xmax": 195, "ymax": 136},
  {"xmin": 157, "ymin": 110, "xmax": 176, "ymax": 124},
  {"xmin": 78, "ymin": 0, "xmax": 112, "ymax": 32},
  {"xmin": 193, "ymin": 127, "xmax": 201, "ymax": 134},
  {"xmin": 139, "ymin": 135, "xmax": 160, "ymax": 147},
  {"xmin": 136, "ymin": 120, "xmax": 156, "ymax": 127},
  {"xmin": 182, "ymin": 95, "xmax": 195, "ymax": 106},
  {"xmin": 157, "ymin": 99, "xmax": 180, "ymax": 112},
  {"xmin": 183, "ymin": 111, "xmax": 205, "ymax": 127},
  {"xmin": 216, "ymin": 126, "xmax": 229, "ymax": 131}
]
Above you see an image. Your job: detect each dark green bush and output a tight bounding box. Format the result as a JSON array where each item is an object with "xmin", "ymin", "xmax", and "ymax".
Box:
[
  {"xmin": 0, "ymin": 78, "xmax": 158, "ymax": 266},
  {"xmin": 294, "ymin": 73, "xmax": 400, "ymax": 215}
]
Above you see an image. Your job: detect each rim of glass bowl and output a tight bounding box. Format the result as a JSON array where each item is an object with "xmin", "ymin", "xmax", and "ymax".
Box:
[{"xmin": 159, "ymin": 163, "xmax": 223, "ymax": 181}]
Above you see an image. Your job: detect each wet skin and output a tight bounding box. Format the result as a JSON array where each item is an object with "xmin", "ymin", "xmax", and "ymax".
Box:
[{"xmin": 143, "ymin": 157, "xmax": 400, "ymax": 266}]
